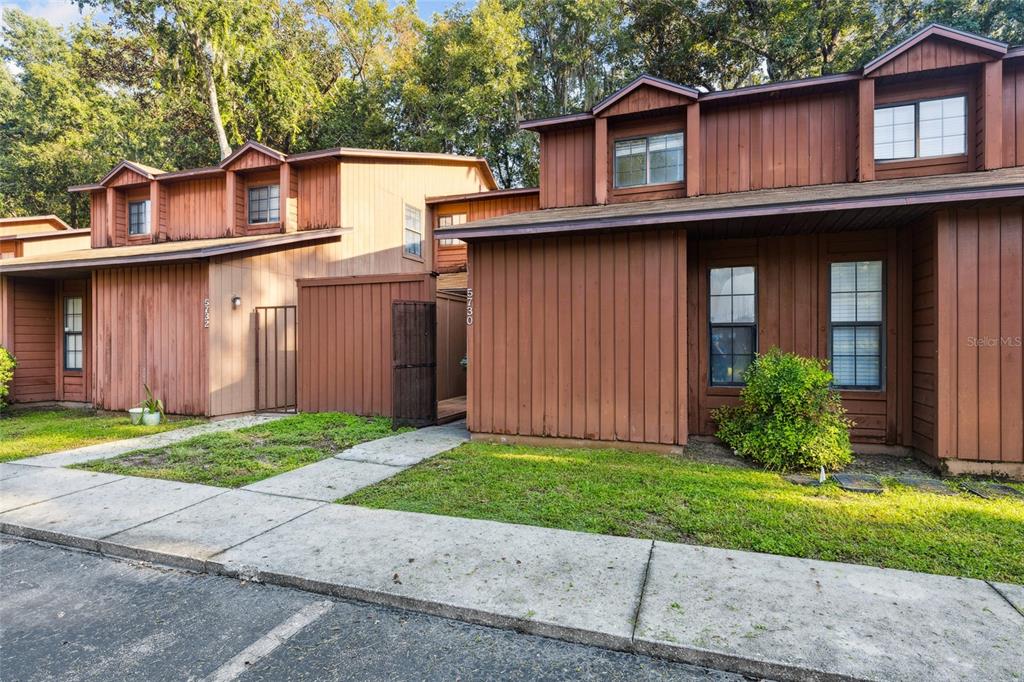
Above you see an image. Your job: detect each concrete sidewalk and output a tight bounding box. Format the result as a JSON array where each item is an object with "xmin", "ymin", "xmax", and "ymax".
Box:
[{"xmin": 1, "ymin": 445, "xmax": 1021, "ymax": 681}]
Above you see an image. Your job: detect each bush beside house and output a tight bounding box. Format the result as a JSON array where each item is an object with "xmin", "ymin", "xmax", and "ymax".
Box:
[
  {"xmin": 714, "ymin": 348, "xmax": 853, "ymax": 472},
  {"xmin": 0, "ymin": 347, "xmax": 15, "ymax": 413}
]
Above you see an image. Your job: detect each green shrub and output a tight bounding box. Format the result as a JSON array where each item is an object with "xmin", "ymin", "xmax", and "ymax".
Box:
[
  {"xmin": 713, "ymin": 347, "xmax": 853, "ymax": 472},
  {"xmin": 0, "ymin": 346, "xmax": 15, "ymax": 413}
]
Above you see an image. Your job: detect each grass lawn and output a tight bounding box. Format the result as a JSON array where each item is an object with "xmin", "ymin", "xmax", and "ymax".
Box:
[
  {"xmin": 75, "ymin": 413, "xmax": 408, "ymax": 488},
  {"xmin": 344, "ymin": 442, "xmax": 1024, "ymax": 584},
  {"xmin": 0, "ymin": 408, "xmax": 202, "ymax": 463}
]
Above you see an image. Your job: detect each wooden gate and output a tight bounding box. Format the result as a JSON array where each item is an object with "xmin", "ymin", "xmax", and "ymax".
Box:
[
  {"xmin": 255, "ymin": 305, "xmax": 297, "ymax": 411},
  {"xmin": 392, "ymin": 300, "xmax": 437, "ymax": 427}
]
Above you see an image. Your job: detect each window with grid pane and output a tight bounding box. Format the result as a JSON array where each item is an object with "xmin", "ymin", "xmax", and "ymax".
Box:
[
  {"xmin": 830, "ymin": 261, "xmax": 883, "ymax": 389},
  {"xmin": 874, "ymin": 95, "xmax": 966, "ymax": 161},
  {"xmin": 247, "ymin": 185, "xmax": 280, "ymax": 224},
  {"xmin": 404, "ymin": 204, "xmax": 423, "ymax": 257},
  {"xmin": 437, "ymin": 213, "xmax": 466, "ymax": 246},
  {"xmin": 128, "ymin": 200, "xmax": 150, "ymax": 235},
  {"xmin": 64, "ymin": 296, "xmax": 83, "ymax": 371},
  {"xmin": 614, "ymin": 132, "xmax": 684, "ymax": 188},
  {"xmin": 709, "ymin": 266, "xmax": 756, "ymax": 386}
]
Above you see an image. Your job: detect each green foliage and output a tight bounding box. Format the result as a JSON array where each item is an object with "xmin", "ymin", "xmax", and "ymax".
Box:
[
  {"xmin": 0, "ymin": 347, "xmax": 16, "ymax": 412},
  {"xmin": 713, "ymin": 348, "xmax": 853, "ymax": 472},
  {"xmin": 75, "ymin": 412, "xmax": 409, "ymax": 487},
  {"xmin": 138, "ymin": 384, "xmax": 165, "ymax": 418}
]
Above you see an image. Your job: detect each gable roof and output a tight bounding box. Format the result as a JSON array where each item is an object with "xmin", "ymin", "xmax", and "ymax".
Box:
[
  {"xmin": 863, "ymin": 23, "xmax": 1007, "ymax": 75},
  {"xmin": 218, "ymin": 140, "xmax": 287, "ymax": 169},
  {"xmin": 591, "ymin": 75, "xmax": 699, "ymax": 116},
  {"xmin": 0, "ymin": 214, "xmax": 72, "ymax": 231},
  {"xmin": 99, "ymin": 160, "xmax": 166, "ymax": 186}
]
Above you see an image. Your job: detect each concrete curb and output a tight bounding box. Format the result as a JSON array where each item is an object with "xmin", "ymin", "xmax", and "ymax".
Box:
[{"xmin": 1, "ymin": 521, "xmax": 870, "ymax": 682}]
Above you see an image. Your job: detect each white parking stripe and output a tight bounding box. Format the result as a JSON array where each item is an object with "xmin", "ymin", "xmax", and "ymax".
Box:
[{"xmin": 202, "ymin": 599, "xmax": 334, "ymax": 682}]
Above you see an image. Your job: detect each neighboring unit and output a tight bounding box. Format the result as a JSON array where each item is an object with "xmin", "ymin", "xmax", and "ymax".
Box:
[
  {"xmin": 0, "ymin": 216, "xmax": 90, "ymax": 260},
  {"xmin": 437, "ymin": 25, "xmax": 1024, "ymax": 478},
  {"xmin": 0, "ymin": 142, "xmax": 495, "ymax": 418}
]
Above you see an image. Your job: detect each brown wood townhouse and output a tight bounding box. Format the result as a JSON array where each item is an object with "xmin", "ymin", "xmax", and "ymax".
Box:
[
  {"xmin": 435, "ymin": 24, "xmax": 1024, "ymax": 478},
  {"xmin": 0, "ymin": 216, "xmax": 91, "ymax": 260},
  {"xmin": 0, "ymin": 141, "xmax": 495, "ymax": 419}
]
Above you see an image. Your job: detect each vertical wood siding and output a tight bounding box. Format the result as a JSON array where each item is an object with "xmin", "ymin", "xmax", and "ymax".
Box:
[
  {"xmin": 56, "ymin": 278, "xmax": 90, "ymax": 403},
  {"xmin": 92, "ymin": 264, "xmax": 209, "ymax": 414},
  {"xmin": 433, "ymin": 192, "xmax": 542, "ymax": 274},
  {"xmin": 687, "ymin": 229, "xmax": 913, "ymax": 446},
  {"xmin": 224, "ymin": 149, "xmax": 281, "ymax": 172},
  {"xmin": 870, "ymin": 39, "xmax": 992, "ymax": 78},
  {"xmin": 207, "ymin": 240, "xmax": 345, "ymax": 416},
  {"xmin": 467, "ymin": 230, "xmax": 688, "ymax": 445},
  {"xmin": 165, "ymin": 177, "xmax": 228, "ymax": 240},
  {"xmin": 936, "ymin": 203, "xmax": 1024, "ymax": 464},
  {"xmin": 297, "ymin": 274, "xmax": 435, "ymax": 416},
  {"xmin": 599, "ymin": 85, "xmax": 691, "ymax": 117},
  {"xmin": 0, "ymin": 276, "xmax": 12, "ymax": 351},
  {"xmin": 297, "ymin": 161, "xmax": 341, "ymax": 229},
  {"xmin": 700, "ymin": 90, "xmax": 858, "ymax": 195},
  {"xmin": 436, "ymin": 291, "xmax": 467, "ymax": 401},
  {"xmin": 8, "ymin": 278, "xmax": 56, "ymax": 403},
  {"xmin": 1003, "ymin": 63, "xmax": 1024, "ymax": 168},
  {"xmin": 539, "ymin": 126, "xmax": 595, "ymax": 209},
  {"xmin": 911, "ymin": 220, "xmax": 938, "ymax": 456},
  {"xmin": 90, "ymin": 191, "xmax": 107, "ymax": 247}
]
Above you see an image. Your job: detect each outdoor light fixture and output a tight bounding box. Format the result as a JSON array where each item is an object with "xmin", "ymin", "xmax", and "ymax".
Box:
[{"xmin": 231, "ymin": 295, "xmax": 242, "ymax": 309}]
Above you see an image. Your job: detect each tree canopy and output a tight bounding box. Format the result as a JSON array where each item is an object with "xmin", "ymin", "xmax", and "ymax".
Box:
[{"xmin": 1, "ymin": 0, "xmax": 1021, "ymax": 225}]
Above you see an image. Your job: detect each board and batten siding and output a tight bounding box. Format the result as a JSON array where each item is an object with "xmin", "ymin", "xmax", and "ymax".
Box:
[
  {"xmin": 911, "ymin": 221, "xmax": 938, "ymax": 457},
  {"xmin": 539, "ymin": 126, "xmax": 595, "ymax": 209},
  {"xmin": 298, "ymin": 161, "xmax": 341, "ymax": 229},
  {"xmin": 164, "ymin": 177, "xmax": 228, "ymax": 240},
  {"xmin": 935, "ymin": 203, "xmax": 1024, "ymax": 465},
  {"xmin": 436, "ymin": 291, "xmax": 468, "ymax": 401},
  {"xmin": 91, "ymin": 264, "xmax": 209, "ymax": 414},
  {"xmin": 207, "ymin": 239, "xmax": 345, "ymax": 416},
  {"xmin": 1003, "ymin": 62, "xmax": 1024, "ymax": 168},
  {"xmin": 4, "ymin": 278, "xmax": 56, "ymax": 402},
  {"xmin": 467, "ymin": 230, "xmax": 689, "ymax": 445},
  {"xmin": 297, "ymin": 274, "xmax": 435, "ymax": 416}
]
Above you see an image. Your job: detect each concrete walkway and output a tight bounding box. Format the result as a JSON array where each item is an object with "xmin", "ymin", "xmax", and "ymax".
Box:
[{"xmin": 1, "ymin": 427, "xmax": 1022, "ymax": 681}]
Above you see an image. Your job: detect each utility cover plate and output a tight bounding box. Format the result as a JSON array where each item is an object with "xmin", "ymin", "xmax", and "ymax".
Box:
[{"xmin": 832, "ymin": 473, "xmax": 884, "ymax": 494}]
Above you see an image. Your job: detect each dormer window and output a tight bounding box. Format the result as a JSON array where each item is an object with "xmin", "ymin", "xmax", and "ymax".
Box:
[
  {"xmin": 614, "ymin": 132, "xmax": 684, "ymax": 188},
  {"xmin": 874, "ymin": 95, "xmax": 966, "ymax": 161},
  {"xmin": 128, "ymin": 200, "xmax": 150, "ymax": 236},
  {"xmin": 247, "ymin": 184, "xmax": 280, "ymax": 224}
]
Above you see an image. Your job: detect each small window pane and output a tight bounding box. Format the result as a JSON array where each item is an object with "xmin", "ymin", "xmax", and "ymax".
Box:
[
  {"xmin": 832, "ymin": 327, "xmax": 855, "ymax": 354},
  {"xmin": 857, "ymin": 292, "xmax": 882, "ymax": 321},
  {"xmin": 710, "ymin": 295, "xmax": 732, "ymax": 323},
  {"xmin": 404, "ymin": 204, "xmax": 423, "ymax": 257},
  {"xmin": 710, "ymin": 268, "xmax": 733, "ymax": 295},
  {"xmin": 942, "ymin": 135, "xmax": 965, "ymax": 156},
  {"xmin": 710, "ymin": 355, "xmax": 732, "ymax": 384},
  {"xmin": 856, "ymin": 261, "xmax": 882, "ymax": 290},
  {"xmin": 831, "ymin": 262, "xmax": 857, "ymax": 292},
  {"xmin": 732, "ymin": 295, "xmax": 755, "ymax": 324},
  {"xmin": 855, "ymin": 326, "xmax": 880, "ymax": 355},
  {"xmin": 710, "ymin": 328, "xmax": 733, "ymax": 355},
  {"xmin": 893, "ymin": 105, "xmax": 915, "ymax": 124},
  {"xmin": 732, "ymin": 327, "xmax": 754, "ymax": 355},
  {"xmin": 732, "ymin": 266, "xmax": 755, "ymax": 295},
  {"xmin": 919, "ymin": 99, "xmax": 943, "ymax": 120},
  {"xmin": 856, "ymin": 356, "xmax": 880, "ymax": 386},
  {"xmin": 831, "ymin": 293, "xmax": 857, "ymax": 322},
  {"xmin": 892, "ymin": 141, "xmax": 916, "ymax": 158},
  {"xmin": 832, "ymin": 356, "xmax": 855, "ymax": 385},
  {"xmin": 733, "ymin": 355, "xmax": 753, "ymax": 381}
]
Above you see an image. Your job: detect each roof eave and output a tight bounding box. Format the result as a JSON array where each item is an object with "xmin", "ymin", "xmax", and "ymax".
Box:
[
  {"xmin": 591, "ymin": 75, "xmax": 700, "ymax": 115},
  {"xmin": 863, "ymin": 23, "xmax": 1008, "ymax": 75}
]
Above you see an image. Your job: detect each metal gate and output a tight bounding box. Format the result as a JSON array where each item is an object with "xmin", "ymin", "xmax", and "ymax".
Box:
[
  {"xmin": 392, "ymin": 300, "xmax": 437, "ymax": 428},
  {"xmin": 255, "ymin": 305, "xmax": 297, "ymax": 411}
]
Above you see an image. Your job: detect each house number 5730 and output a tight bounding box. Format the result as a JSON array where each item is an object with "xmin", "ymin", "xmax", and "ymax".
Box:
[
  {"xmin": 203, "ymin": 298, "xmax": 210, "ymax": 328},
  {"xmin": 465, "ymin": 288, "xmax": 474, "ymax": 326}
]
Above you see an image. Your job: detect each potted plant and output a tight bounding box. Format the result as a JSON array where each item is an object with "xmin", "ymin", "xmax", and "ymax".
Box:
[
  {"xmin": 138, "ymin": 384, "xmax": 165, "ymax": 426},
  {"xmin": 127, "ymin": 406, "xmax": 144, "ymax": 425}
]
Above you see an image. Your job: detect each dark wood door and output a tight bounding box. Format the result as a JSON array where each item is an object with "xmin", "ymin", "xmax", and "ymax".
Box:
[
  {"xmin": 392, "ymin": 300, "xmax": 437, "ymax": 428},
  {"xmin": 255, "ymin": 305, "xmax": 297, "ymax": 411}
]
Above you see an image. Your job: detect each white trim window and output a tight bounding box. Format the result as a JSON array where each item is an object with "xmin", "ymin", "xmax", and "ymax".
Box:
[
  {"xmin": 829, "ymin": 261, "xmax": 883, "ymax": 389},
  {"xmin": 128, "ymin": 199, "xmax": 150, "ymax": 236},
  {"xmin": 404, "ymin": 204, "xmax": 423, "ymax": 258},
  {"xmin": 874, "ymin": 95, "xmax": 966, "ymax": 161},
  {"xmin": 614, "ymin": 132, "xmax": 684, "ymax": 188},
  {"xmin": 247, "ymin": 184, "xmax": 280, "ymax": 224}
]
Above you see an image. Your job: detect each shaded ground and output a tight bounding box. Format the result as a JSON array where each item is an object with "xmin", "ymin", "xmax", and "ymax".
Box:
[
  {"xmin": 0, "ymin": 537, "xmax": 739, "ymax": 682},
  {"xmin": 0, "ymin": 407, "xmax": 201, "ymax": 463},
  {"xmin": 345, "ymin": 441, "xmax": 1024, "ymax": 583},
  {"xmin": 74, "ymin": 413, "xmax": 409, "ymax": 488}
]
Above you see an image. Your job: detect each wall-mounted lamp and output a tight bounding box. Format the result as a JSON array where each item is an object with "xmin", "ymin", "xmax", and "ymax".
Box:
[{"xmin": 231, "ymin": 295, "xmax": 242, "ymax": 310}]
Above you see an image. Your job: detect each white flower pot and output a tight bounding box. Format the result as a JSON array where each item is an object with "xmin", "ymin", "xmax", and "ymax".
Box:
[
  {"xmin": 141, "ymin": 409, "xmax": 161, "ymax": 426},
  {"xmin": 128, "ymin": 407, "xmax": 144, "ymax": 425}
]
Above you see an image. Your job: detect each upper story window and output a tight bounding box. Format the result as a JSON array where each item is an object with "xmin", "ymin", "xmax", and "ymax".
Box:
[
  {"xmin": 437, "ymin": 214, "xmax": 466, "ymax": 246},
  {"xmin": 614, "ymin": 132, "xmax": 684, "ymax": 188},
  {"xmin": 404, "ymin": 204, "xmax": 423, "ymax": 258},
  {"xmin": 829, "ymin": 261, "xmax": 883, "ymax": 389},
  {"xmin": 709, "ymin": 266, "xmax": 756, "ymax": 386},
  {"xmin": 128, "ymin": 200, "xmax": 150, "ymax": 236},
  {"xmin": 247, "ymin": 184, "xmax": 280, "ymax": 224},
  {"xmin": 874, "ymin": 95, "xmax": 966, "ymax": 161}
]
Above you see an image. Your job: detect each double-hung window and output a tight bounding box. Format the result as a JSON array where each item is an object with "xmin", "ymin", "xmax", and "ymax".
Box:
[
  {"xmin": 709, "ymin": 266, "xmax": 756, "ymax": 386},
  {"xmin": 63, "ymin": 296, "xmax": 83, "ymax": 371},
  {"xmin": 437, "ymin": 214, "xmax": 466, "ymax": 246},
  {"xmin": 874, "ymin": 95, "xmax": 966, "ymax": 161},
  {"xmin": 128, "ymin": 200, "xmax": 150, "ymax": 236},
  {"xmin": 404, "ymin": 204, "xmax": 423, "ymax": 258},
  {"xmin": 247, "ymin": 185, "xmax": 280, "ymax": 224},
  {"xmin": 830, "ymin": 261, "xmax": 883, "ymax": 389},
  {"xmin": 614, "ymin": 132, "xmax": 684, "ymax": 188}
]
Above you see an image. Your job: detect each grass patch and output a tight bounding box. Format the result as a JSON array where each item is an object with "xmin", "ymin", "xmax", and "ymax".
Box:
[
  {"xmin": 0, "ymin": 408, "xmax": 201, "ymax": 462},
  {"xmin": 75, "ymin": 412, "xmax": 408, "ymax": 488},
  {"xmin": 344, "ymin": 442, "xmax": 1024, "ymax": 584}
]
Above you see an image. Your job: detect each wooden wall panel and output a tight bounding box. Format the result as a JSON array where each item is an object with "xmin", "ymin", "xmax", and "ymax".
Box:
[
  {"xmin": 467, "ymin": 230, "xmax": 688, "ymax": 445},
  {"xmin": 935, "ymin": 203, "xmax": 1024, "ymax": 464},
  {"xmin": 1003, "ymin": 63, "xmax": 1024, "ymax": 168},
  {"xmin": 9, "ymin": 278, "xmax": 56, "ymax": 403},
  {"xmin": 0, "ymin": 276, "xmax": 12, "ymax": 351},
  {"xmin": 600, "ymin": 85, "xmax": 690, "ymax": 118},
  {"xmin": 911, "ymin": 220, "xmax": 937, "ymax": 456},
  {"xmin": 700, "ymin": 90, "xmax": 857, "ymax": 195},
  {"xmin": 207, "ymin": 240, "xmax": 345, "ymax": 416},
  {"xmin": 539, "ymin": 126, "xmax": 595, "ymax": 208},
  {"xmin": 870, "ymin": 39, "xmax": 992, "ymax": 78},
  {"xmin": 687, "ymin": 229, "xmax": 911, "ymax": 446},
  {"xmin": 436, "ymin": 291, "xmax": 467, "ymax": 401},
  {"xmin": 90, "ymin": 191, "xmax": 108, "ymax": 247},
  {"xmin": 432, "ymin": 192, "xmax": 541, "ymax": 276},
  {"xmin": 297, "ymin": 274, "xmax": 435, "ymax": 416},
  {"xmin": 165, "ymin": 177, "xmax": 229, "ymax": 240},
  {"xmin": 225, "ymin": 149, "xmax": 281, "ymax": 171},
  {"xmin": 92, "ymin": 264, "xmax": 209, "ymax": 414},
  {"xmin": 297, "ymin": 161, "xmax": 341, "ymax": 229},
  {"xmin": 56, "ymin": 279, "xmax": 90, "ymax": 403}
]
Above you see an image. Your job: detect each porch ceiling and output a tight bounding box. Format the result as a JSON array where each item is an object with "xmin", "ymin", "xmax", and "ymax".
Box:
[{"xmin": 436, "ymin": 167, "xmax": 1024, "ymax": 240}]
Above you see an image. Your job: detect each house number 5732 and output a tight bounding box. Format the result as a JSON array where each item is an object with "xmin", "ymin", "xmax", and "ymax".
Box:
[
  {"xmin": 203, "ymin": 298, "xmax": 210, "ymax": 328},
  {"xmin": 465, "ymin": 288, "xmax": 474, "ymax": 326}
]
